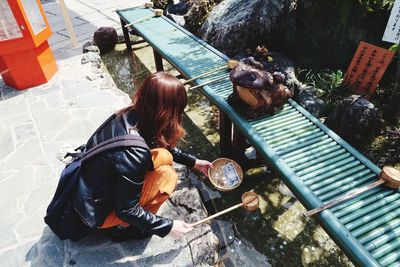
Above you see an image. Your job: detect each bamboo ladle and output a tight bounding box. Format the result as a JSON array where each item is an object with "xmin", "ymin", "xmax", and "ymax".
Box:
[
  {"xmin": 191, "ymin": 192, "xmax": 259, "ymax": 227},
  {"xmin": 304, "ymin": 166, "xmax": 400, "ymax": 218},
  {"xmin": 124, "ymin": 9, "xmax": 163, "ymax": 28}
]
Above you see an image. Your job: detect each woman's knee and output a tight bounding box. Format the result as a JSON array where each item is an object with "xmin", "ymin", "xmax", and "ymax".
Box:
[{"xmin": 151, "ymin": 148, "xmax": 173, "ymax": 167}]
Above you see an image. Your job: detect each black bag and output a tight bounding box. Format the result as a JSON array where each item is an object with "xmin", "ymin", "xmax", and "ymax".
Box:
[{"xmin": 44, "ymin": 134, "xmax": 149, "ymax": 241}]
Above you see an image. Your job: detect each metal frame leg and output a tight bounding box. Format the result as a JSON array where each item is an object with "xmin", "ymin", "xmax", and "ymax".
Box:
[
  {"xmin": 232, "ymin": 125, "xmax": 247, "ymax": 166},
  {"xmin": 153, "ymin": 49, "xmax": 164, "ymax": 71},
  {"xmin": 219, "ymin": 110, "xmax": 232, "ymax": 157},
  {"xmin": 120, "ymin": 19, "xmax": 132, "ymax": 52}
]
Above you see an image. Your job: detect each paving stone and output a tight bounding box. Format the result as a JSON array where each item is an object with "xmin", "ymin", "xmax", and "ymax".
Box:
[
  {"xmin": 15, "ymin": 204, "xmax": 48, "ymax": 239},
  {"xmin": 29, "ymin": 99, "xmax": 48, "ymax": 112},
  {"xmin": 0, "ymin": 240, "xmax": 37, "ymax": 267},
  {"xmin": 0, "ymin": 98, "xmax": 32, "ymax": 129},
  {"xmin": 0, "ymin": 167, "xmax": 35, "ymax": 204},
  {"xmin": 44, "ymin": 89, "xmax": 64, "ymax": 108},
  {"xmin": 0, "ymin": 128, "xmax": 14, "ymax": 162},
  {"xmin": 0, "ymin": 170, "xmax": 17, "ymax": 183},
  {"xmin": 4, "ymin": 138, "xmax": 43, "ymax": 170},
  {"xmin": 67, "ymin": 90, "xmax": 126, "ymax": 108},
  {"xmin": 34, "ymin": 166, "xmax": 58, "ymax": 187},
  {"xmin": 24, "ymin": 182, "xmax": 57, "ymax": 216},
  {"xmin": 60, "ymin": 79, "xmax": 98, "ymax": 99},
  {"xmin": 13, "ymin": 123, "xmax": 37, "ymax": 143},
  {"xmin": 32, "ymin": 108, "xmax": 73, "ymax": 137},
  {"xmin": 55, "ymin": 119, "xmax": 97, "ymax": 143},
  {"xmin": 72, "ymin": 245, "xmax": 126, "ymax": 266},
  {"xmin": 0, "ymin": 213, "xmax": 23, "ymax": 248}
]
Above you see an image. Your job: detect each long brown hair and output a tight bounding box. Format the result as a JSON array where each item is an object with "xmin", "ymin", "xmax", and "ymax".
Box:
[{"xmin": 118, "ymin": 72, "xmax": 187, "ymax": 148}]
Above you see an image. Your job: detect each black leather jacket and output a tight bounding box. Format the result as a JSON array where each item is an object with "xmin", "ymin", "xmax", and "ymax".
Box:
[{"xmin": 74, "ymin": 111, "xmax": 196, "ymax": 237}]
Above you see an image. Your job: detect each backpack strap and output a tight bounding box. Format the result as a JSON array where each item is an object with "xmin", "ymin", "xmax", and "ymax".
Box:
[{"xmin": 81, "ymin": 135, "xmax": 149, "ymax": 163}]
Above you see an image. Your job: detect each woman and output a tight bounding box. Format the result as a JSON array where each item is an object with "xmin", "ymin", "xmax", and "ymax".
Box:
[{"xmin": 74, "ymin": 71, "xmax": 212, "ymax": 240}]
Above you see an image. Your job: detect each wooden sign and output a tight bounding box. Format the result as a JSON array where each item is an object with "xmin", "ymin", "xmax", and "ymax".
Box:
[
  {"xmin": 383, "ymin": 0, "xmax": 400, "ymax": 44},
  {"xmin": 344, "ymin": 41, "xmax": 394, "ymax": 96}
]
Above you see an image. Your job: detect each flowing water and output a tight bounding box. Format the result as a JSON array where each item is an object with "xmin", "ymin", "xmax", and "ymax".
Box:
[{"xmin": 101, "ymin": 43, "xmax": 353, "ymax": 267}]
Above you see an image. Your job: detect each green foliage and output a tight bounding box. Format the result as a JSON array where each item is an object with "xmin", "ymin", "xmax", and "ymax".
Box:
[
  {"xmin": 297, "ymin": 69, "xmax": 347, "ymax": 98},
  {"xmin": 151, "ymin": 0, "xmax": 168, "ymax": 9},
  {"xmin": 358, "ymin": 0, "xmax": 394, "ymax": 12}
]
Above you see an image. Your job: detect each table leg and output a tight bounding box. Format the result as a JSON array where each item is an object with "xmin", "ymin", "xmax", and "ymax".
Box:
[
  {"xmin": 219, "ymin": 110, "xmax": 232, "ymax": 157},
  {"xmin": 232, "ymin": 125, "xmax": 247, "ymax": 166},
  {"xmin": 120, "ymin": 19, "xmax": 132, "ymax": 52},
  {"xmin": 153, "ymin": 49, "xmax": 164, "ymax": 71}
]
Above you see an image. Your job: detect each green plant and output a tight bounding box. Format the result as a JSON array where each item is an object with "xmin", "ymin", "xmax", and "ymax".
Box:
[{"xmin": 358, "ymin": 0, "xmax": 394, "ymax": 12}]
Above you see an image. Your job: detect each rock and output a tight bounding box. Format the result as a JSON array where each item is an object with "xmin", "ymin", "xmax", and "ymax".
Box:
[
  {"xmin": 296, "ymin": 87, "xmax": 325, "ymax": 118},
  {"xmin": 82, "ymin": 41, "xmax": 100, "ymax": 54},
  {"xmin": 199, "ymin": 0, "xmax": 290, "ymax": 57},
  {"xmin": 93, "ymin": 27, "xmax": 118, "ymax": 55},
  {"xmin": 164, "ymin": 0, "xmax": 191, "ymax": 27},
  {"xmin": 325, "ymin": 95, "xmax": 381, "ymax": 145},
  {"xmin": 81, "ymin": 52, "xmax": 101, "ymax": 68},
  {"xmin": 200, "ymin": 0, "xmax": 391, "ymax": 69}
]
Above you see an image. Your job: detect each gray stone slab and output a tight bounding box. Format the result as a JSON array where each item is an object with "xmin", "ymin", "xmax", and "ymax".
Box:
[
  {"xmin": 28, "ymin": 99, "xmax": 48, "ymax": 112},
  {"xmin": 0, "ymin": 167, "xmax": 35, "ymax": 204},
  {"xmin": 0, "ymin": 97, "xmax": 32, "ymax": 130},
  {"xmin": 0, "ymin": 240, "xmax": 37, "ymax": 267},
  {"xmin": 32, "ymin": 108, "xmax": 73, "ymax": 137},
  {"xmin": 44, "ymin": 89, "xmax": 65, "ymax": 108},
  {"xmin": 0, "ymin": 212, "xmax": 23, "ymax": 248},
  {"xmin": 15, "ymin": 205, "xmax": 48, "ymax": 239},
  {"xmin": 71, "ymin": 244, "xmax": 127, "ymax": 266},
  {"xmin": 34, "ymin": 166, "xmax": 58, "ymax": 187},
  {"xmin": 54, "ymin": 119, "xmax": 96, "ymax": 143},
  {"xmin": 0, "ymin": 128, "xmax": 14, "ymax": 162},
  {"xmin": 24, "ymin": 182, "xmax": 57, "ymax": 216},
  {"xmin": 29, "ymin": 228, "xmax": 65, "ymax": 267},
  {"xmin": 4, "ymin": 138, "xmax": 43, "ymax": 170},
  {"xmin": 60, "ymin": 79, "xmax": 98, "ymax": 100},
  {"xmin": 0, "ymin": 170, "xmax": 17, "ymax": 183},
  {"xmin": 13, "ymin": 123, "xmax": 37, "ymax": 143},
  {"xmin": 65, "ymin": 91, "xmax": 127, "ymax": 109}
]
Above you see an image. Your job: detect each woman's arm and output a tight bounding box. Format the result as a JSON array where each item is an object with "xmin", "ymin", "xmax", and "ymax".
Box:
[
  {"xmin": 113, "ymin": 147, "xmax": 173, "ymax": 237},
  {"xmin": 170, "ymin": 147, "xmax": 212, "ymax": 177}
]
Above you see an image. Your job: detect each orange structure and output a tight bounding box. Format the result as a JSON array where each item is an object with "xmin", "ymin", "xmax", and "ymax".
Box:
[{"xmin": 0, "ymin": 0, "xmax": 57, "ymax": 90}]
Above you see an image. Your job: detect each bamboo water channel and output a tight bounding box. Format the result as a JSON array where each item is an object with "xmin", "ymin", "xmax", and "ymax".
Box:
[{"xmin": 101, "ymin": 43, "xmax": 354, "ymax": 266}]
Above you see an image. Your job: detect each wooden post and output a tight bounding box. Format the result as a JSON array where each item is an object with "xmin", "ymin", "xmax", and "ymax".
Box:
[
  {"xmin": 219, "ymin": 110, "xmax": 232, "ymax": 157},
  {"xmin": 58, "ymin": 0, "xmax": 78, "ymax": 47},
  {"xmin": 153, "ymin": 49, "xmax": 164, "ymax": 71},
  {"xmin": 120, "ymin": 19, "xmax": 132, "ymax": 52},
  {"xmin": 232, "ymin": 126, "xmax": 247, "ymax": 166}
]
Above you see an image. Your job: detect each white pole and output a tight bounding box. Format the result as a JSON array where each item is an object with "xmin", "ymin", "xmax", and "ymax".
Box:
[{"xmin": 58, "ymin": 0, "xmax": 78, "ymax": 47}]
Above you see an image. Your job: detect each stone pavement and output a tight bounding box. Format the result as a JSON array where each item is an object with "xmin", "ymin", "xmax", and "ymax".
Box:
[{"xmin": 0, "ymin": 1, "xmax": 219, "ymax": 266}]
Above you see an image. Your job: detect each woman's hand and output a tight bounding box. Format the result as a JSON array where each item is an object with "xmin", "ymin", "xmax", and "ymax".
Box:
[
  {"xmin": 169, "ymin": 220, "xmax": 193, "ymax": 239},
  {"xmin": 193, "ymin": 159, "xmax": 213, "ymax": 177}
]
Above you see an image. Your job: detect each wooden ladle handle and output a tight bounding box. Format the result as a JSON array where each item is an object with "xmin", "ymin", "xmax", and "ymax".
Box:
[{"xmin": 191, "ymin": 203, "xmax": 244, "ymax": 227}]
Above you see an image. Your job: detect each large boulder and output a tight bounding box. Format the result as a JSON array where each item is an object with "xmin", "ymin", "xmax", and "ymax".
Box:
[
  {"xmin": 199, "ymin": 0, "xmax": 391, "ymax": 69},
  {"xmin": 325, "ymin": 95, "xmax": 381, "ymax": 145},
  {"xmin": 199, "ymin": 0, "xmax": 293, "ymax": 57}
]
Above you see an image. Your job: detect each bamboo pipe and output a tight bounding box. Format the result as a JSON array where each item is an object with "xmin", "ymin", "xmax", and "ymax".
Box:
[
  {"xmin": 113, "ymin": 2, "xmax": 153, "ymax": 12},
  {"xmin": 188, "ymin": 76, "xmax": 229, "ymax": 90},
  {"xmin": 124, "ymin": 9, "xmax": 163, "ymax": 28},
  {"xmin": 191, "ymin": 192, "xmax": 259, "ymax": 227},
  {"xmin": 304, "ymin": 166, "xmax": 400, "ymax": 218},
  {"xmin": 183, "ymin": 59, "xmax": 238, "ymax": 85}
]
